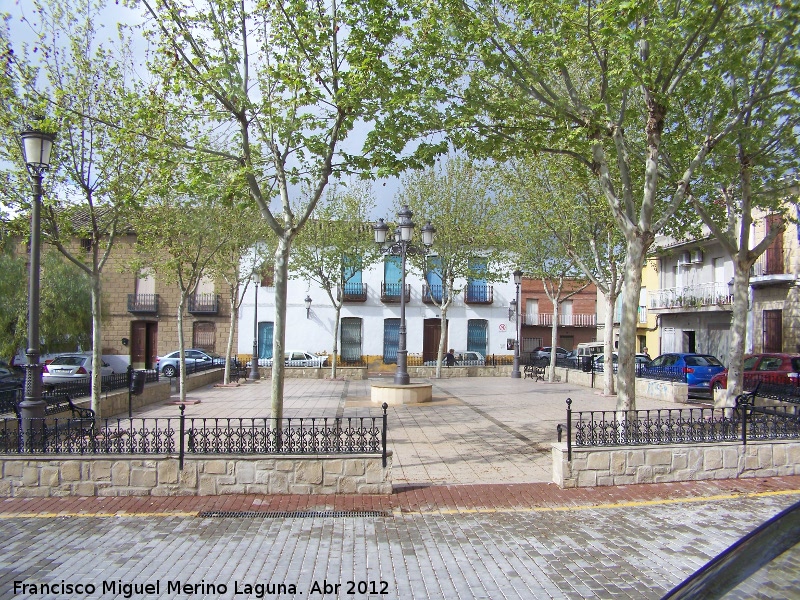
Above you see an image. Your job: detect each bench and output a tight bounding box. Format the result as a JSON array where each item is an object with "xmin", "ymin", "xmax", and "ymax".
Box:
[
  {"xmin": 15, "ymin": 394, "xmax": 97, "ymax": 441},
  {"xmin": 229, "ymin": 360, "xmax": 247, "ymax": 383},
  {"xmin": 524, "ymin": 359, "xmax": 547, "ymax": 381}
]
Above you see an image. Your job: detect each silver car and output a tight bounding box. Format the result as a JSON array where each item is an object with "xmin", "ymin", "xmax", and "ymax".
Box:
[
  {"xmin": 156, "ymin": 349, "xmax": 224, "ymax": 377},
  {"xmin": 42, "ymin": 353, "xmax": 114, "ymax": 387},
  {"xmin": 252, "ymin": 351, "xmax": 328, "ymax": 368}
]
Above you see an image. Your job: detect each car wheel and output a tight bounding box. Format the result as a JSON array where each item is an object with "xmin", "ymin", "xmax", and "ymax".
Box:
[
  {"xmin": 162, "ymin": 364, "xmax": 177, "ymax": 378},
  {"xmin": 713, "ymin": 381, "xmax": 724, "ymax": 391}
]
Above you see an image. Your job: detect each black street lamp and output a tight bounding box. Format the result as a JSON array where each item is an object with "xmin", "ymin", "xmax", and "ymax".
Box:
[
  {"xmin": 373, "ymin": 206, "xmax": 435, "ymax": 385},
  {"xmin": 305, "ymin": 295, "xmax": 312, "ymax": 319},
  {"xmin": 19, "ymin": 129, "xmax": 56, "ymax": 440},
  {"xmin": 511, "ymin": 269, "xmax": 523, "ymax": 378},
  {"xmin": 249, "ymin": 268, "xmax": 260, "ymax": 381}
]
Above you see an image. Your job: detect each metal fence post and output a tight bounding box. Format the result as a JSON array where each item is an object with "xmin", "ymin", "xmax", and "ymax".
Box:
[
  {"xmin": 127, "ymin": 364, "xmax": 133, "ymax": 419},
  {"xmin": 382, "ymin": 402, "xmax": 388, "ymax": 468},
  {"xmin": 179, "ymin": 404, "xmax": 185, "ymax": 470},
  {"xmin": 566, "ymin": 397, "xmax": 572, "ymax": 462}
]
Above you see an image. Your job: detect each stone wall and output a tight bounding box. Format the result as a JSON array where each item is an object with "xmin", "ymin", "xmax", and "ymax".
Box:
[
  {"xmin": 550, "ymin": 367, "xmax": 689, "ymax": 403},
  {"xmin": 552, "ymin": 440, "xmax": 800, "ymax": 488},
  {"xmin": 0, "ymin": 453, "xmax": 392, "ymax": 497}
]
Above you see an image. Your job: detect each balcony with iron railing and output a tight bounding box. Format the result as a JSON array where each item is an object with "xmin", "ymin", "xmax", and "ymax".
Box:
[
  {"xmin": 188, "ymin": 293, "xmax": 219, "ymax": 314},
  {"xmin": 522, "ymin": 313, "xmax": 597, "ymax": 327},
  {"xmin": 753, "ymin": 246, "xmax": 785, "ymax": 277},
  {"xmin": 380, "ymin": 282, "xmax": 411, "ymax": 303},
  {"xmin": 648, "ymin": 282, "xmax": 732, "ymax": 310},
  {"xmin": 337, "ymin": 282, "xmax": 368, "ymax": 302},
  {"xmin": 127, "ymin": 293, "xmax": 159, "ymax": 313},
  {"xmin": 422, "ymin": 284, "xmax": 448, "ymax": 304},
  {"xmin": 464, "ymin": 284, "xmax": 493, "ymax": 304}
]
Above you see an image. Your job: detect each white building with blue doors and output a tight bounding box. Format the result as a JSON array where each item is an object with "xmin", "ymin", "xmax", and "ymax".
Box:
[{"xmin": 238, "ymin": 254, "xmax": 521, "ymax": 369}]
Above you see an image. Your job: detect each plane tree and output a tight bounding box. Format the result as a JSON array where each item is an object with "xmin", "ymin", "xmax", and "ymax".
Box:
[
  {"xmin": 396, "ymin": 156, "xmax": 507, "ymax": 377},
  {"xmin": 289, "ymin": 181, "xmax": 380, "ymax": 379},
  {"xmin": 138, "ymin": 0, "xmax": 434, "ymax": 422},
  {"xmin": 499, "ymin": 157, "xmax": 625, "ymax": 394},
  {"xmin": 0, "ymin": 0, "xmax": 151, "ymax": 417},
  {"xmin": 377, "ymin": 0, "xmax": 798, "ymax": 410}
]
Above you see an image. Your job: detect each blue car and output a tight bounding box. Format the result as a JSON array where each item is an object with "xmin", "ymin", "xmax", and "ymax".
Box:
[{"xmin": 645, "ymin": 353, "xmax": 725, "ymax": 396}]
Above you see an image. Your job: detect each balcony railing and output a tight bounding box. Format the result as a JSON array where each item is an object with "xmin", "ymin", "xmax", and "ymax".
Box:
[
  {"xmin": 422, "ymin": 284, "xmax": 448, "ymax": 304},
  {"xmin": 380, "ymin": 282, "xmax": 411, "ymax": 303},
  {"xmin": 523, "ymin": 313, "xmax": 596, "ymax": 327},
  {"xmin": 464, "ymin": 285, "xmax": 493, "ymax": 304},
  {"xmin": 127, "ymin": 293, "xmax": 159, "ymax": 313},
  {"xmin": 188, "ymin": 293, "xmax": 219, "ymax": 314},
  {"xmin": 337, "ymin": 282, "xmax": 367, "ymax": 302},
  {"xmin": 648, "ymin": 282, "xmax": 732, "ymax": 310}
]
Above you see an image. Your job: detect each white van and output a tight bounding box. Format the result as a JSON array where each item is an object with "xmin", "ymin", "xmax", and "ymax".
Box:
[{"xmin": 576, "ymin": 342, "xmax": 605, "ymax": 358}]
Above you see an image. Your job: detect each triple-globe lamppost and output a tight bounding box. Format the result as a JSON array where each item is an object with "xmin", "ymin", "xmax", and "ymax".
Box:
[
  {"xmin": 19, "ymin": 129, "xmax": 56, "ymax": 434},
  {"xmin": 373, "ymin": 206, "xmax": 435, "ymax": 385}
]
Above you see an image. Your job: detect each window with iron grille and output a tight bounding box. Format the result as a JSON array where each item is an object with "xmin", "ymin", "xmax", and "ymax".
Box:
[
  {"xmin": 192, "ymin": 321, "xmax": 215, "ymax": 352},
  {"xmin": 467, "ymin": 319, "xmax": 488, "ymax": 355},
  {"xmin": 341, "ymin": 318, "xmax": 362, "ymax": 363},
  {"xmin": 763, "ymin": 309, "xmax": 782, "ymax": 353},
  {"xmin": 383, "ymin": 319, "xmax": 400, "ymax": 364}
]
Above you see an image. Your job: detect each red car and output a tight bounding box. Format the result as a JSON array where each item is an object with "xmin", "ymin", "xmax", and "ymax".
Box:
[{"xmin": 709, "ymin": 353, "xmax": 800, "ymax": 391}]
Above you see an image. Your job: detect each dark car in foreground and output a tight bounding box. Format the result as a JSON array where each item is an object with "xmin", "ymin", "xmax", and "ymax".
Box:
[
  {"xmin": 708, "ymin": 353, "xmax": 800, "ymax": 391},
  {"xmin": 643, "ymin": 353, "xmax": 725, "ymax": 397}
]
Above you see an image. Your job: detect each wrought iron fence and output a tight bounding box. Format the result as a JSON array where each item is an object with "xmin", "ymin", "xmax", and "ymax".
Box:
[
  {"xmin": 561, "ymin": 395, "xmax": 800, "ymax": 460},
  {"xmin": 0, "ymin": 403, "xmax": 390, "ymax": 467}
]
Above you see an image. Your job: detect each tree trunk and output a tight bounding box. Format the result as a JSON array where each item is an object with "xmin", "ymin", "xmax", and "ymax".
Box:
[
  {"xmin": 436, "ymin": 309, "xmax": 449, "ymax": 378},
  {"xmin": 177, "ymin": 294, "xmax": 188, "ymax": 404},
  {"xmin": 331, "ymin": 303, "xmax": 341, "ymax": 379},
  {"xmin": 616, "ymin": 240, "xmax": 646, "ymax": 412},
  {"xmin": 602, "ymin": 291, "xmax": 616, "ymax": 396},
  {"xmin": 271, "ymin": 236, "xmax": 291, "ymax": 424},
  {"xmin": 90, "ymin": 273, "xmax": 103, "ymax": 426},
  {"xmin": 722, "ymin": 264, "xmax": 751, "ymax": 408},
  {"xmin": 224, "ymin": 292, "xmax": 238, "ymax": 385},
  {"xmin": 548, "ymin": 302, "xmax": 559, "ymax": 382}
]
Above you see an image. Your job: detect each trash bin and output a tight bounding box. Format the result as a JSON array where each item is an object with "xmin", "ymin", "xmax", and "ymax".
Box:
[
  {"xmin": 131, "ymin": 370, "xmax": 146, "ymax": 396},
  {"xmin": 581, "ymin": 356, "xmax": 593, "ymax": 372}
]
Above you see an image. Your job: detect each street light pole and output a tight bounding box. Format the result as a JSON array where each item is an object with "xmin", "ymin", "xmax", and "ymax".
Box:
[
  {"xmin": 373, "ymin": 206, "xmax": 435, "ymax": 386},
  {"xmin": 19, "ymin": 129, "xmax": 56, "ymax": 444},
  {"xmin": 249, "ymin": 269, "xmax": 260, "ymax": 381},
  {"xmin": 511, "ymin": 269, "xmax": 523, "ymax": 378}
]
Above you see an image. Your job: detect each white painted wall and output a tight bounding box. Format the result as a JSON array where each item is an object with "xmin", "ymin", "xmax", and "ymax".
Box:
[{"xmin": 238, "ymin": 259, "xmax": 519, "ymax": 359}]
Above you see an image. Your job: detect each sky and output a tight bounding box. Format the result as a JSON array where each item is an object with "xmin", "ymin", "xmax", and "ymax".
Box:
[{"xmin": 4, "ymin": 0, "xmax": 405, "ymax": 220}]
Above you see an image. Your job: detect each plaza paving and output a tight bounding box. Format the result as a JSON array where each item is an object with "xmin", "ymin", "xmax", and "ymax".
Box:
[{"xmin": 1, "ymin": 376, "xmax": 799, "ymax": 599}]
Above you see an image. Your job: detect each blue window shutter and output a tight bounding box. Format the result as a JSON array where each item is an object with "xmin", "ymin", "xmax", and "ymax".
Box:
[
  {"xmin": 383, "ymin": 319, "xmax": 400, "ymax": 363},
  {"xmin": 257, "ymin": 322, "xmax": 274, "ymax": 359},
  {"xmin": 467, "ymin": 319, "xmax": 488, "ymax": 355}
]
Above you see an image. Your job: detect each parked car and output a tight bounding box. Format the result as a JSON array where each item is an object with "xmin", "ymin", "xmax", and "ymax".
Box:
[
  {"xmin": 593, "ymin": 353, "xmax": 651, "ymax": 372},
  {"xmin": 155, "ymin": 349, "xmax": 224, "ymax": 377},
  {"xmin": 643, "ymin": 353, "xmax": 725, "ymax": 396},
  {"xmin": 42, "ymin": 353, "xmax": 114, "ymax": 387},
  {"xmin": 423, "ymin": 351, "xmax": 486, "ymax": 366},
  {"xmin": 0, "ymin": 365, "xmax": 25, "ymax": 389},
  {"xmin": 531, "ymin": 346, "xmax": 569, "ymax": 360},
  {"xmin": 708, "ymin": 353, "xmax": 800, "ymax": 391},
  {"xmin": 251, "ymin": 351, "xmax": 328, "ymax": 368}
]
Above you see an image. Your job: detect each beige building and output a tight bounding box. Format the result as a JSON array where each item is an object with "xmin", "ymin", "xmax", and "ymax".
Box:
[{"xmin": 35, "ymin": 232, "xmax": 237, "ymax": 370}]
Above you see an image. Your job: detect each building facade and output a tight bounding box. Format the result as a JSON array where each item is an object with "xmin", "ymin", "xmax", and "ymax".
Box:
[
  {"xmin": 238, "ymin": 257, "xmax": 520, "ymax": 369},
  {"xmin": 518, "ymin": 279, "xmax": 598, "ymax": 354}
]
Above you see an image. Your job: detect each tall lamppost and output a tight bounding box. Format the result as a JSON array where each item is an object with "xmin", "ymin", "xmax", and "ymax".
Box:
[
  {"xmin": 511, "ymin": 269, "xmax": 523, "ymax": 378},
  {"xmin": 249, "ymin": 268, "xmax": 260, "ymax": 381},
  {"xmin": 373, "ymin": 206, "xmax": 435, "ymax": 385},
  {"xmin": 19, "ymin": 129, "xmax": 56, "ymax": 435}
]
